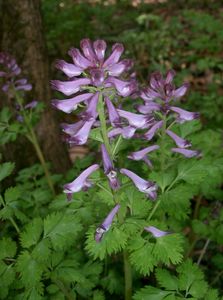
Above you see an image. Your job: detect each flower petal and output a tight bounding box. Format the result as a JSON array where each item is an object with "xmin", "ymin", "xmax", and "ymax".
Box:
[{"xmin": 52, "ymin": 93, "xmax": 93, "ymax": 113}]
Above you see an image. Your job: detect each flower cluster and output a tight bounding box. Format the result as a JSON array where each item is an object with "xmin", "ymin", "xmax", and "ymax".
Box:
[
  {"xmin": 128, "ymin": 70, "xmax": 201, "ymax": 165},
  {"xmin": 0, "ymin": 52, "xmax": 32, "ymax": 93}
]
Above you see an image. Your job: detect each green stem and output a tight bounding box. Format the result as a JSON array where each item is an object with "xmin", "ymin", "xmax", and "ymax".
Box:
[
  {"xmin": 14, "ymin": 91, "xmax": 55, "ymax": 195},
  {"xmin": 9, "ymin": 217, "xmax": 20, "ymax": 234},
  {"xmin": 123, "ymin": 250, "xmax": 132, "ymax": 300},
  {"xmin": 112, "ymin": 134, "xmax": 122, "ymax": 159},
  {"xmin": 197, "ymin": 239, "xmax": 210, "ymax": 265},
  {"xmin": 98, "ymin": 92, "xmax": 111, "ymax": 154},
  {"xmin": 147, "ymin": 199, "xmax": 162, "ymax": 221}
]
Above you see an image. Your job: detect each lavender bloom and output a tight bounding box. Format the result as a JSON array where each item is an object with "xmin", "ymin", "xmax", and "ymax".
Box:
[
  {"xmin": 61, "ymin": 121, "xmax": 84, "ymax": 136},
  {"xmin": 64, "ymin": 164, "xmax": 99, "ymax": 201},
  {"xmin": 52, "ymin": 93, "xmax": 93, "ymax": 113},
  {"xmin": 0, "ymin": 52, "xmax": 32, "ymax": 92},
  {"xmin": 117, "ymin": 109, "xmax": 154, "ymax": 129},
  {"xmin": 55, "ymin": 59, "xmax": 83, "ymax": 77},
  {"xmin": 108, "ymin": 126, "xmax": 137, "ymax": 139},
  {"xmin": 24, "ymin": 100, "xmax": 38, "ymax": 110},
  {"xmin": 170, "ymin": 106, "xmax": 200, "ymax": 123},
  {"xmin": 143, "ymin": 70, "xmax": 189, "ymax": 102},
  {"xmin": 105, "ymin": 97, "xmax": 122, "ymax": 127},
  {"xmin": 95, "ymin": 204, "xmax": 120, "ymax": 242},
  {"xmin": 144, "ymin": 226, "xmax": 169, "ymax": 238},
  {"xmin": 120, "ymin": 168, "xmax": 157, "ymax": 200},
  {"xmin": 128, "ymin": 145, "xmax": 159, "ymax": 167},
  {"xmin": 66, "ymin": 39, "xmax": 134, "ymax": 91},
  {"xmin": 67, "ymin": 119, "xmax": 95, "ymax": 146},
  {"xmin": 101, "ymin": 144, "xmax": 120, "ymax": 190},
  {"xmin": 106, "ymin": 77, "xmax": 136, "ymax": 97},
  {"xmin": 137, "ymin": 103, "xmax": 161, "ymax": 114},
  {"xmin": 51, "ymin": 78, "xmax": 91, "ymax": 96},
  {"xmin": 144, "ymin": 121, "xmax": 163, "ymax": 140},
  {"xmin": 166, "ymin": 130, "xmax": 191, "ymax": 148},
  {"xmin": 79, "ymin": 92, "xmax": 99, "ymax": 121},
  {"xmin": 172, "ymin": 148, "xmax": 201, "ymax": 158}
]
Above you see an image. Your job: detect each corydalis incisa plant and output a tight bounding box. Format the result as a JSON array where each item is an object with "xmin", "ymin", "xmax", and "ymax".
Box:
[
  {"xmin": 52, "ymin": 39, "xmax": 200, "ymax": 300},
  {"xmin": 0, "ymin": 52, "xmax": 55, "ymax": 195}
]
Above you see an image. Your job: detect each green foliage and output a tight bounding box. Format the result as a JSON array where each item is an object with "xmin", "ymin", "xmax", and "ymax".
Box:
[
  {"xmin": 134, "ymin": 260, "xmax": 220, "ymax": 299},
  {"xmin": 0, "ymin": 162, "xmax": 15, "ymax": 182}
]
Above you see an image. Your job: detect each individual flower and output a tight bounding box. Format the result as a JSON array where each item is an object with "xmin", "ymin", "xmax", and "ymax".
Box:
[
  {"xmin": 51, "ymin": 78, "xmax": 91, "ymax": 96},
  {"xmin": 120, "ymin": 168, "xmax": 157, "ymax": 200},
  {"xmin": 63, "ymin": 164, "xmax": 99, "ymax": 200},
  {"xmin": 52, "ymin": 93, "xmax": 93, "ymax": 113},
  {"xmin": 171, "ymin": 148, "xmax": 201, "ymax": 158},
  {"xmin": 170, "ymin": 106, "xmax": 200, "ymax": 123},
  {"xmin": 144, "ymin": 226, "xmax": 169, "ymax": 237},
  {"xmin": 117, "ymin": 109, "xmax": 154, "ymax": 129},
  {"xmin": 108, "ymin": 126, "xmax": 137, "ymax": 139},
  {"xmin": 105, "ymin": 97, "xmax": 122, "ymax": 127},
  {"xmin": 79, "ymin": 92, "xmax": 99, "ymax": 121},
  {"xmin": 101, "ymin": 144, "xmax": 120, "ymax": 190},
  {"xmin": 66, "ymin": 119, "xmax": 95, "ymax": 146},
  {"xmin": 128, "ymin": 145, "xmax": 159, "ymax": 167},
  {"xmin": 166, "ymin": 130, "xmax": 191, "ymax": 148},
  {"xmin": 144, "ymin": 121, "xmax": 163, "ymax": 141},
  {"xmin": 95, "ymin": 204, "xmax": 120, "ymax": 242}
]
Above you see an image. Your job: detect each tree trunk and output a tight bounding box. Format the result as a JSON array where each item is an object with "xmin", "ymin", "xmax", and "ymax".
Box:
[{"xmin": 0, "ymin": 0, "xmax": 71, "ymax": 174}]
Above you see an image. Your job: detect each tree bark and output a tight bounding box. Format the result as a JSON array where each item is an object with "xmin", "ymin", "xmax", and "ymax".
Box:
[{"xmin": 0, "ymin": 0, "xmax": 71, "ymax": 174}]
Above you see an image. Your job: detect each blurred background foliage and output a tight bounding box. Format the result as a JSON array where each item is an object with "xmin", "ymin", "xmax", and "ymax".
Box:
[{"xmin": 42, "ymin": 0, "xmax": 223, "ymax": 128}]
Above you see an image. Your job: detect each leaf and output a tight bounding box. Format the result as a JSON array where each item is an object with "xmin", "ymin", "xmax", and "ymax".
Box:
[
  {"xmin": 89, "ymin": 127, "xmax": 103, "ymax": 142},
  {"xmin": 32, "ymin": 239, "xmax": 51, "ymax": 263},
  {"xmin": 93, "ymin": 290, "xmax": 105, "ymax": 300},
  {"xmin": 16, "ymin": 251, "xmax": 44, "ymax": 288},
  {"xmin": 133, "ymin": 286, "xmax": 173, "ymax": 300},
  {"xmin": 0, "ymin": 162, "xmax": 14, "ymax": 181},
  {"xmin": 153, "ymin": 234, "xmax": 184, "ymax": 265},
  {"xmin": 0, "ymin": 261, "xmax": 15, "ymax": 299},
  {"xmin": 20, "ymin": 218, "xmax": 43, "ymax": 248},
  {"xmin": 43, "ymin": 212, "xmax": 82, "ymax": 249},
  {"xmin": 177, "ymin": 159, "xmax": 207, "ymax": 185},
  {"xmin": 0, "ymin": 237, "xmax": 17, "ymax": 259},
  {"xmin": 85, "ymin": 226, "xmax": 128, "ymax": 260},
  {"xmin": 4, "ymin": 186, "xmax": 21, "ymax": 203},
  {"xmin": 159, "ymin": 184, "xmax": 197, "ymax": 220},
  {"xmin": 156, "ymin": 269, "xmax": 179, "ymax": 291}
]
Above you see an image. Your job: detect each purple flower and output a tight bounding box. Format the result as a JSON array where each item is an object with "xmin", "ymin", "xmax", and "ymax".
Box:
[
  {"xmin": 171, "ymin": 148, "xmax": 201, "ymax": 158},
  {"xmin": 143, "ymin": 70, "xmax": 189, "ymax": 102},
  {"xmin": 52, "ymin": 93, "xmax": 93, "ymax": 113},
  {"xmin": 63, "ymin": 164, "xmax": 99, "ymax": 200},
  {"xmin": 108, "ymin": 126, "xmax": 137, "ymax": 139},
  {"xmin": 24, "ymin": 100, "xmax": 38, "ymax": 110},
  {"xmin": 106, "ymin": 77, "xmax": 136, "ymax": 97},
  {"xmin": 170, "ymin": 106, "xmax": 200, "ymax": 123},
  {"xmin": 120, "ymin": 168, "xmax": 157, "ymax": 200},
  {"xmin": 61, "ymin": 121, "xmax": 84, "ymax": 136},
  {"xmin": 105, "ymin": 97, "xmax": 122, "ymax": 127},
  {"xmin": 79, "ymin": 92, "xmax": 99, "ymax": 121},
  {"xmin": 103, "ymin": 43, "xmax": 124, "ymax": 67},
  {"xmin": 144, "ymin": 226, "xmax": 169, "ymax": 238},
  {"xmin": 128, "ymin": 145, "xmax": 159, "ymax": 167},
  {"xmin": 166, "ymin": 130, "xmax": 191, "ymax": 148},
  {"xmin": 144, "ymin": 121, "xmax": 163, "ymax": 141},
  {"xmin": 101, "ymin": 144, "xmax": 120, "ymax": 190},
  {"xmin": 95, "ymin": 204, "xmax": 120, "ymax": 242},
  {"xmin": 117, "ymin": 109, "xmax": 154, "ymax": 129},
  {"xmin": 0, "ymin": 52, "xmax": 32, "ymax": 93},
  {"xmin": 51, "ymin": 78, "xmax": 91, "ymax": 96},
  {"xmin": 66, "ymin": 119, "xmax": 95, "ymax": 146},
  {"xmin": 55, "ymin": 59, "xmax": 83, "ymax": 77},
  {"xmin": 137, "ymin": 103, "xmax": 161, "ymax": 114},
  {"xmin": 68, "ymin": 48, "xmax": 93, "ymax": 69}
]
